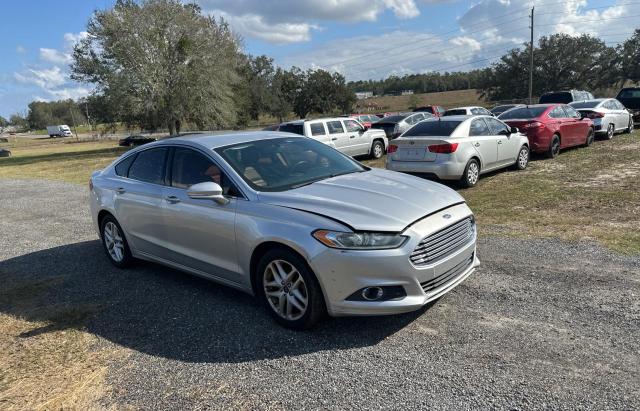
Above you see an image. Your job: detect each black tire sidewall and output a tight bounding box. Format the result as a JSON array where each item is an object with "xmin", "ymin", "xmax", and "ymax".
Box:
[
  {"xmin": 548, "ymin": 135, "xmax": 560, "ymax": 158},
  {"xmin": 255, "ymin": 248, "xmax": 326, "ymax": 330},
  {"xmin": 100, "ymin": 215, "xmax": 133, "ymax": 268},
  {"xmin": 607, "ymin": 124, "xmax": 614, "ymax": 140}
]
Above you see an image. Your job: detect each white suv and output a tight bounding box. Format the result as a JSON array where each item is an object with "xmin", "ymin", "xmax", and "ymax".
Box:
[{"xmin": 278, "ymin": 117, "xmax": 388, "ymax": 159}]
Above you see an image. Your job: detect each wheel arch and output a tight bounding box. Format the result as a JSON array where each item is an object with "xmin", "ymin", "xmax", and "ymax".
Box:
[{"xmin": 250, "ymin": 241, "xmax": 315, "ymax": 296}]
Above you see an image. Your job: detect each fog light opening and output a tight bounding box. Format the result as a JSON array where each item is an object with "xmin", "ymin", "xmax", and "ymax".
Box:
[{"xmin": 361, "ymin": 286, "xmax": 384, "ymax": 301}]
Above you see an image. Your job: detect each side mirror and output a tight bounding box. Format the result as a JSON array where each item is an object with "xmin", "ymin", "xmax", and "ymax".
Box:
[
  {"xmin": 187, "ymin": 181, "xmax": 229, "ymax": 205},
  {"xmin": 510, "ymin": 126, "xmax": 519, "ymax": 134}
]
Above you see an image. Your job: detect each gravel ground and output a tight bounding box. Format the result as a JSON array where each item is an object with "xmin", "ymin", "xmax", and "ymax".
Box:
[{"xmin": 1, "ymin": 179, "xmax": 639, "ymax": 410}]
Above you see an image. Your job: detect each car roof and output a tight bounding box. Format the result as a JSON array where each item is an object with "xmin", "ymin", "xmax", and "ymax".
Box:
[
  {"xmin": 167, "ymin": 131, "xmax": 299, "ymax": 150},
  {"xmin": 423, "ymin": 115, "xmax": 481, "ymax": 122},
  {"xmin": 570, "ymin": 98, "xmax": 607, "ymax": 104}
]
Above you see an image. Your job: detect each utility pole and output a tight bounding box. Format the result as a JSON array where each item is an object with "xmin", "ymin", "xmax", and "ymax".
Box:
[
  {"xmin": 85, "ymin": 101, "xmax": 92, "ymax": 132},
  {"xmin": 529, "ymin": 6, "xmax": 534, "ymax": 105},
  {"xmin": 69, "ymin": 103, "xmax": 79, "ymax": 141}
]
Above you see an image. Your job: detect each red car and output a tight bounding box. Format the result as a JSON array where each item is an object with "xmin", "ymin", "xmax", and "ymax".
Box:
[
  {"xmin": 413, "ymin": 105, "xmax": 446, "ymax": 117},
  {"xmin": 498, "ymin": 104, "xmax": 594, "ymax": 158}
]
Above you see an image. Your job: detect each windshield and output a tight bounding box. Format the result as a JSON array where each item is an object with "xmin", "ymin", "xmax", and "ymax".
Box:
[
  {"xmin": 498, "ymin": 106, "xmax": 548, "ymax": 119},
  {"xmin": 215, "ymin": 137, "xmax": 366, "ymax": 192},
  {"xmin": 379, "ymin": 115, "xmax": 406, "ymax": 123},
  {"xmin": 570, "ymin": 101, "xmax": 600, "ymax": 109},
  {"xmin": 617, "ymin": 89, "xmax": 640, "ymax": 99},
  {"xmin": 539, "ymin": 92, "xmax": 572, "ymax": 104},
  {"xmin": 403, "ymin": 120, "xmax": 462, "ymax": 137}
]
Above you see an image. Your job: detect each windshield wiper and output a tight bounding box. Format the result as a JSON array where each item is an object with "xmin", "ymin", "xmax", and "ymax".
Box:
[{"xmin": 290, "ymin": 170, "xmax": 363, "ymax": 189}]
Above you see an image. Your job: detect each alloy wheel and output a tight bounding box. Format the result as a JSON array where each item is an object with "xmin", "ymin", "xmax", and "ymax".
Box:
[
  {"xmin": 373, "ymin": 143, "xmax": 383, "ymax": 158},
  {"xmin": 467, "ymin": 162, "xmax": 479, "ymax": 185},
  {"xmin": 263, "ymin": 260, "xmax": 308, "ymax": 321},
  {"xmin": 518, "ymin": 147, "xmax": 529, "ymax": 168},
  {"xmin": 607, "ymin": 124, "xmax": 614, "ymax": 139},
  {"xmin": 552, "ymin": 140, "xmax": 560, "ymax": 157},
  {"xmin": 103, "ymin": 221, "xmax": 125, "ymax": 262}
]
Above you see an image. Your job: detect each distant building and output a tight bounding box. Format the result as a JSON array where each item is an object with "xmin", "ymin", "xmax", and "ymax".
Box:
[
  {"xmin": 401, "ymin": 90, "xmax": 414, "ymax": 96},
  {"xmin": 355, "ymin": 91, "xmax": 373, "ymax": 99}
]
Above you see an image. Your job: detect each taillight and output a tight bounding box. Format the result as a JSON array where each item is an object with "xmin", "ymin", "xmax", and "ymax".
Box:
[
  {"xmin": 388, "ymin": 144, "xmax": 398, "ymax": 153},
  {"xmin": 522, "ymin": 121, "xmax": 544, "ymax": 129},
  {"xmin": 428, "ymin": 143, "xmax": 459, "ymax": 154},
  {"xmin": 587, "ymin": 111, "xmax": 604, "ymax": 119}
]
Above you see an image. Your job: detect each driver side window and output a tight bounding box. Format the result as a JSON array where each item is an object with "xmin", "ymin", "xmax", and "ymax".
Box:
[
  {"xmin": 469, "ymin": 118, "xmax": 491, "ymax": 136},
  {"xmin": 485, "ymin": 117, "xmax": 510, "ymax": 135},
  {"xmin": 170, "ymin": 147, "xmax": 240, "ymax": 197},
  {"xmin": 343, "ymin": 119, "xmax": 363, "ymax": 133}
]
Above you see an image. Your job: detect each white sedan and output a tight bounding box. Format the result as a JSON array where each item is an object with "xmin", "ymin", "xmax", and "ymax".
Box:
[
  {"xmin": 386, "ymin": 116, "xmax": 530, "ymax": 187},
  {"xmin": 570, "ymin": 98, "xmax": 634, "ymax": 139}
]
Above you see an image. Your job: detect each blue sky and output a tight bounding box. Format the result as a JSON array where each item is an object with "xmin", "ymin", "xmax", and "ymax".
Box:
[{"xmin": 1, "ymin": 0, "xmax": 639, "ymax": 118}]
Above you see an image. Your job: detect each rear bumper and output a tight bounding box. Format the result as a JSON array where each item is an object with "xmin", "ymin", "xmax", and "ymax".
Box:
[{"xmin": 386, "ymin": 158, "xmax": 466, "ymax": 180}]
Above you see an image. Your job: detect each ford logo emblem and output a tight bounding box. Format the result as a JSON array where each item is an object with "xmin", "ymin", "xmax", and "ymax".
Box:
[{"xmin": 442, "ymin": 214, "xmax": 452, "ymax": 219}]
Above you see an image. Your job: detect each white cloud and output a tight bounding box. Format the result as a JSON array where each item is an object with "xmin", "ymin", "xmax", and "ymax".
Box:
[
  {"xmin": 14, "ymin": 67, "xmax": 66, "ymax": 89},
  {"xmin": 215, "ymin": 11, "xmax": 318, "ymax": 43},
  {"xmin": 39, "ymin": 48, "xmax": 72, "ymax": 65},
  {"xmin": 16, "ymin": 45, "xmax": 26, "ymax": 54},
  {"xmin": 450, "ymin": 36, "xmax": 482, "ymax": 51},
  {"xmin": 63, "ymin": 31, "xmax": 89, "ymax": 46},
  {"xmin": 198, "ymin": 0, "xmax": 423, "ymax": 42}
]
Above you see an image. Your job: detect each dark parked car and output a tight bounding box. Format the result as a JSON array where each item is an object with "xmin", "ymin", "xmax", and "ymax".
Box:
[
  {"xmin": 413, "ymin": 105, "xmax": 446, "ymax": 117},
  {"xmin": 499, "ymin": 104, "xmax": 594, "ymax": 158},
  {"xmin": 616, "ymin": 87, "xmax": 640, "ymax": 127},
  {"xmin": 539, "ymin": 90, "xmax": 594, "ymax": 104},
  {"xmin": 118, "ymin": 135, "xmax": 157, "ymax": 147},
  {"xmin": 370, "ymin": 112, "xmax": 432, "ymax": 139},
  {"xmin": 0, "ymin": 148, "xmax": 11, "ymax": 157},
  {"xmin": 490, "ymin": 104, "xmax": 525, "ymax": 116}
]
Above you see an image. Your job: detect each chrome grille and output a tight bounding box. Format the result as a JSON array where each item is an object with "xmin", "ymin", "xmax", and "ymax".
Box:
[
  {"xmin": 420, "ymin": 253, "xmax": 474, "ymax": 294},
  {"xmin": 410, "ymin": 217, "xmax": 474, "ymax": 266}
]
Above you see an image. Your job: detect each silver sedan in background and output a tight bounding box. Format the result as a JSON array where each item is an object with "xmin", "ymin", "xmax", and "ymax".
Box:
[
  {"xmin": 386, "ymin": 116, "xmax": 530, "ymax": 187},
  {"xmin": 90, "ymin": 132, "xmax": 479, "ymax": 329},
  {"xmin": 569, "ymin": 98, "xmax": 634, "ymax": 139}
]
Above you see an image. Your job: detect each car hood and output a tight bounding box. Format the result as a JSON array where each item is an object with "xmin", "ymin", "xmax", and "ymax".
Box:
[{"xmin": 257, "ymin": 168, "xmax": 465, "ymax": 232}]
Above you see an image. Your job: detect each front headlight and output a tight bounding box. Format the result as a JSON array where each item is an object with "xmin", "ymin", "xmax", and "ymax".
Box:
[{"xmin": 312, "ymin": 230, "xmax": 408, "ymax": 250}]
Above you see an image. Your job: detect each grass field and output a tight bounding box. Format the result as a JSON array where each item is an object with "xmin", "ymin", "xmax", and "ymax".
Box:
[
  {"xmin": 1, "ymin": 132, "xmax": 639, "ymax": 254},
  {"xmin": 357, "ymin": 89, "xmax": 487, "ymax": 112}
]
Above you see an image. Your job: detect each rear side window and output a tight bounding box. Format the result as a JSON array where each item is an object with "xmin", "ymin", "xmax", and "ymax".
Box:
[
  {"xmin": 444, "ymin": 109, "xmax": 466, "ymax": 116},
  {"xmin": 115, "ymin": 154, "xmax": 136, "ymax": 177},
  {"xmin": 309, "ymin": 122, "xmax": 326, "ymax": 136},
  {"xmin": 279, "ymin": 123, "xmax": 304, "ymax": 135},
  {"xmin": 469, "ymin": 118, "xmax": 491, "ymax": 136},
  {"xmin": 327, "ymin": 121, "xmax": 344, "ymax": 134},
  {"xmin": 617, "ymin": 89, "xmax": 640, "ymax": 98},
  {"xmin": 403, "ymin": 120, "xmax": 462, "ymax": 137},
  {"xmin": 127, "ymin": 147, "xmax": 168, "ymax": 185}
]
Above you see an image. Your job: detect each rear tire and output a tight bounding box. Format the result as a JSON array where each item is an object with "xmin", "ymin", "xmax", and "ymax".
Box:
[
  {"xmin": 370, "ymin": 140, "xmax": 385, "ymax": 159},
  {"xmin": 100, "ymin": 215, "xmax": 133, "ymax": 268},
  {"xmin": 546, "ymin": 134, "xmax": 560, "ymax": 159},
  {"xmin": 460, "ymin": 159, "xmax": 480, "ymax": 188},
  {"xmin": 256, "ymin": 248, "xmax": 326, "ymax": 330},
  {"xmin": 605, "ymin": 123, "xmax": 615, "ymax": 140},
  {"xmin": 513, "ymin": 145, "xmax": 529, "ymax": 170}
]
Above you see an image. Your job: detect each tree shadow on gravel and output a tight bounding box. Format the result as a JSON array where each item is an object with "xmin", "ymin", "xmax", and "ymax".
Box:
[{"xmin": 0, "ymin": 241, "xmax": 426, "ymax": 363}]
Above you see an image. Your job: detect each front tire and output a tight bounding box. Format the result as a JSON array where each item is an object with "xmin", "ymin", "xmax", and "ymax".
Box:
[
  {"xmin": 370, "ymin": 140, "xmax": 385, "ymax": 159},
  {"xmin": 546, "ymin": 134, "xmax": 560, "ymax": 159},
  {"xmin": 256, "ymin": 248, "xmax": 326, "ymax": 330},
  {"xmin": 100, "ymin": 215, "xmax": 133, "ymax": 268},
  {"xmin": 460, "ymin": 159, "xmax": 480, "ymax": 188},
  {"xmin": 583, "ymin": 128, "xmax": 594, "ymax": 147},
  {"xmin": 513, "ymin": 145, "xmax": 529, "ymax": 170}
]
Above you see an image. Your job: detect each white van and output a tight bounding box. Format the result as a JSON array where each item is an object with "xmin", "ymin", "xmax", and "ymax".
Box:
[
  {"xmin": 278, "ymin": 117, "xmax": 388, "ymax": 159},
  {"xmin": 46, "ymin": 125, "xmax": 73, "ymax": 138}
]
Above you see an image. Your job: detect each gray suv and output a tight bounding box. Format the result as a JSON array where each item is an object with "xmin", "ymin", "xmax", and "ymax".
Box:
[{"xmin": 539, "ymin": 90, "xmax": 594, "ymax": 104}]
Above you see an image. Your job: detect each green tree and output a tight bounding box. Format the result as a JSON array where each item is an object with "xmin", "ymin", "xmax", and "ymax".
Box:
[
  {"xmin": 71, "ymin": 0, "xmax": 241, "ymax": 135},
  {"xmin": 26, "ymin": 100, "xmax": 86, "ymax": 130},
  {"xmin": 9, "ymin": 113, "xmax": 28, "ymax": 129},
  {"xmin": 0, "ymin": 116, "xmax": 8, "ymax": 128},
  {"xmin": 619, "ymin": 29, "xmax": 640, "ymax": 83},
  {"xmin": 270, "ymin": 67, "xmax": 303, "ymax": 122},
  {"xmin": 407, "ymin": 93, "xmax": 419, "ymax": 109}
]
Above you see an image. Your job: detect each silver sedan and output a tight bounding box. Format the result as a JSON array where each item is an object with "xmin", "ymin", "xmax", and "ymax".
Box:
[
  {"xmin": 90, "ymin": 132, "xmax": 479, "ymax": 329},
  {"xmin": 386, "ymin": 116, "xmax": 530, "ymax": 187},
  {"xmin": 569, "ymin": 98, "xmax": 634, "ymax": 139}
]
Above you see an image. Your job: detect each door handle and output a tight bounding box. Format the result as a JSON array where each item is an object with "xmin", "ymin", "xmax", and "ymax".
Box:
[
  {"xmin": 497, "ymin": 141, "xmax": 503, "ymax": 145},
  {"xmin": 115, "ymin": 187, "xmax": 126, "ymax": 194},
  {"xmin": 350, "ymin": 135, "xmax": 356, "ymax": 139},
  {"xmin": 474, "ymin": 143, "xmax": 480, "ymax": 147},
  {"xmin": 331, "ymin": 137, "xmax": 338, "ymax": 141},
  {"xmin": 165, "ymin": 196, "xmax": 181, "ymax": 204}
]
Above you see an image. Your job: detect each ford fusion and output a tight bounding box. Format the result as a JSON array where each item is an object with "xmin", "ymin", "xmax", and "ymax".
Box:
[{"xmin": 90, "ymin": 132, "xmax": 479, "ymax": 329}]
